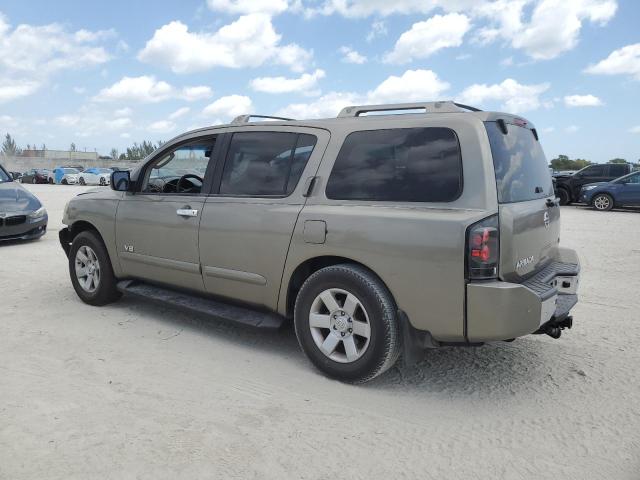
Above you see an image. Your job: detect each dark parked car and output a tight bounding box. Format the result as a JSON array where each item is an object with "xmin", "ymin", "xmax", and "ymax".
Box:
[
  {"xmin": 554, "ymin": 163, "xmax": 634, "ymax": 205},
  {"xmin": 0, "ymin": 164, "xmax": 48, "ymax": 241},
  {"xmin": 579, "ymin": 170, "xmax": 640, "ymax": 211},
  {"xmin": 20, "ymin": 168, "xmax": 50, "ymax": 184}
]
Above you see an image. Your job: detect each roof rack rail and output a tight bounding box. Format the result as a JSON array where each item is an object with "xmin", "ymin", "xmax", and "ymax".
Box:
[
  {"xmin": 337, "ymin": 101, "xmax": 481, "ymax": 118},
  {"xmin": 231, "ymin": 114, "xmax": 295, "ymax": 125}
]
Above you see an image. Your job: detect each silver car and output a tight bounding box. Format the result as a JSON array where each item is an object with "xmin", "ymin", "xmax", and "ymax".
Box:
[{"xmin": 59, "ymin": 101, "xmax": 580, "ymax": 383}]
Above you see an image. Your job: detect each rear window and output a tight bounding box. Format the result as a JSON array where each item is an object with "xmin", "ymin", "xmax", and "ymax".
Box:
[
  {"xmin": 326, "ymin": 127, "xmax": 462, "ymax": 202},
  {"xmin": 608, "ymin": 164, "xmax": 628, "ymax": 178},
  {"xmin": 485, "ymin": 121, "xmax": 553, "ymax": 203}
]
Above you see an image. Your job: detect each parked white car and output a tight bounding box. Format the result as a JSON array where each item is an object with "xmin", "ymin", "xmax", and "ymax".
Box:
[
  {"xmin": 79, "ymin": 168, "xmax": 112, "ymax": 186},
  {"xmin": 48, "ymin": 167, "xmax": 81, "ymax": 185}
]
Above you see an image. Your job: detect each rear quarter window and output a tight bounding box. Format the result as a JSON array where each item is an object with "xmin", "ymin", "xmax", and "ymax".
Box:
[{"xmin": 325, "ymin": 127, "xmax": 462, "ymax": 202}]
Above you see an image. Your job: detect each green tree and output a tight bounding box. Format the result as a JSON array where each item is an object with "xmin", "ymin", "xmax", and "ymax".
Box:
[
  {"xmin": 1, "ymin": 133, "xmax": 17, "ymax": 157},
  {"xmin": 110, "ymin": 148, "xmax": 119, "ymax": 160},
  {"xmin": 550, "ymin": 155, "xmax": 592, "ymax": 171},
  {"xmin": 608, "ymin": 158, "xmax": 627, "ymax": 164}
]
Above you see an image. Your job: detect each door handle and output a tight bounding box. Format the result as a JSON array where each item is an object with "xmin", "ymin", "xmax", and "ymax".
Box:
[{"xmin": 177, "ymin": 208, "xmax": 199, "ymax": 217}]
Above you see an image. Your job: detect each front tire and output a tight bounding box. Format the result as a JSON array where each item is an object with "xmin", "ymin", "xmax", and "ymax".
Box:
[
  {"xmin": 557, "ymin": 188, "xmax": 571, "ymax": 206},
  {"xmin": 79, "ymin": 177, "xmax": 86, "ymax": 185},
  {"xmin": 592, "ymin": 193, "xmax": 614, "ymax": 211},
  {"xmin": 69, "ymin": 231, "xmax": 121, "ymax": 306},
  {"xmin": 294, "ymin": 264, "xmax": 400, "ymax": 383}
]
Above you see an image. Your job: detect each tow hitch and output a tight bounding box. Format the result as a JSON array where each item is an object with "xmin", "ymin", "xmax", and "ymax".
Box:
[{"xmin": 536, "ymin": 316, "xmax": 573, "ymax": 339}]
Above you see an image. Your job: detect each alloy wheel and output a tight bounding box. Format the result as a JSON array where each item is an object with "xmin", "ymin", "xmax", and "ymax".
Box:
[
  {"xmin": 594, "ymin": 195, "xmax": 611, "ymax": 211},
  {"xmin": 75, "ymin": 245, "xmax": 101, "ymax": 293},
  {"xmin": 308, "ymin": 288, "xmax": 371, "ymax": 363}
]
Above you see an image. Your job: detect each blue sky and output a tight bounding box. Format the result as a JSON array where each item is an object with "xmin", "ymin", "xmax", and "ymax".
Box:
[{"xmin": 0, "ymin": 0, "xmax": 638, "ymax": 162}]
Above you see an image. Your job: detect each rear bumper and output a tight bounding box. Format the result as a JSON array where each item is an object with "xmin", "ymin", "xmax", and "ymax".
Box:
[{"xmin": 466, "ymin": 247, "xmax": 580, "ymax": 342}]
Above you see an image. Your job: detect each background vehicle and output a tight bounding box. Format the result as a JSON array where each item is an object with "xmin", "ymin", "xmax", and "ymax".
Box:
[
  {"xmin": 48, "ymin": 167, "xmax": 80, "ymax": 185},
  {"xmin": 0, "ymin": 163, "xmax": 48, "ymax": 241},
  {"xmin": 580, "ymin": 171, "xmax": 640, "ymax": 211},
  {"xmin": 554, "ymin": 163, "xmax": 634, "ymax": 205},
  {"xmin": 79, "ymin": 168, "xmax": 112, "ymax": 186},
  {"xmin": 20, "ymin": 169, "xmax": 50, "ymax": 184},
  {"xmin": 59, "ymin": 102, "xmax": 579, "ymax": 383}
]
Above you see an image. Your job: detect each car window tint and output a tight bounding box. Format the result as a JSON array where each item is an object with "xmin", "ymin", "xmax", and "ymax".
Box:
[
  {"xmin": 609, "ymin": 164, "xmax": 628, "ymax": 177},
  {"xmin": 625, "ymin": 172, "xmax": 640, "ymax": 184},
  {"xmin": 326, "ymin": 128, "xmax": 462, "ymax": 202},
  {"xmin": 583, "ymin": 165, "xmax": 606, "ymax": 176},
  {"xmin": 142, "ymin": 141, "xmax": 215, "ymax": 194},
  {"xmin": 220, "ymin": 132, "xmax": 316, "ymax": 196}
]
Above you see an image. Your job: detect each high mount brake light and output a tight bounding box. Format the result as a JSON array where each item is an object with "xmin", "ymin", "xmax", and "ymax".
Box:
[{"xmin": 466, "ymin": 215, "xmax": 499, "ymax": 280}]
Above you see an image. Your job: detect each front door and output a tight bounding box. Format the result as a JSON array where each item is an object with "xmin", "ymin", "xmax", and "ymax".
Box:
[
  {"xmin": 617, "ymin": 172, "xmax": 640, "ymax": 205},
  {"xmin": 116, "ymin": 137, "xmax": 218, "ymax": 292},
  {"xmin": 199, "ymin": 128, "xmax": 328, "ymax": 309}
]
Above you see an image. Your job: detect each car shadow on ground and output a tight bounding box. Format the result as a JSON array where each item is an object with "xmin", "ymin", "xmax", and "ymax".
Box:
[{"xmin": 111, "ymin": 295, "xmax": 575, "ymax": 398}]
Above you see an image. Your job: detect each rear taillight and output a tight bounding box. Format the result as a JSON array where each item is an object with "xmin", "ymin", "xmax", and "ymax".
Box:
[{"xmin": 466, "ymin": 215, "xmax": 499, "ymax": 280}]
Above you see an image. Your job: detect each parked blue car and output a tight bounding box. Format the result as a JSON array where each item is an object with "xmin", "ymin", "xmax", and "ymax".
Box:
[{"xmin": 579, "ymin": 170, "xmax": 640, "ymax": 211}]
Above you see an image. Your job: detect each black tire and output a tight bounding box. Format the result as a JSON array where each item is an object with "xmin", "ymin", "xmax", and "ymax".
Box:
[
  {"xmin": 69, "ymin": 231, "xmax": 121, "ymax": 306},
  {"xmin": 61, "ymin": 179, "xmax": 68, "ymax": 185},
  {"xmin": 294, "ymin": 264, "xmax": 400, "ymax": 383},
  {"xmin": 48, "ymin": 178, "xmax": 53, "ymax": 184},
  {"xmin": 557, "ymin": 188, "xmax": 571, "ymax": 206},
  {"xmin": 79, "ymin": 177, "xmax": 86, "ymax": 185},
  {"xmin": 99, "ymin": 177, "xmax": 105, "ymax": 186},
  {"xmin": 592, "ymin": 193, "xmax": 614, "ymax": 211}
]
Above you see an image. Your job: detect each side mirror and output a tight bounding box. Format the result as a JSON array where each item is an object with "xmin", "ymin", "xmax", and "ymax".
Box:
[{"xmin": 111, "ymin": 170, "xmax": 131, "ymax": 191}]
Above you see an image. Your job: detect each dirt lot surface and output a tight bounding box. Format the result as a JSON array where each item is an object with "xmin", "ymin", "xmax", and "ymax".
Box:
[{"xmin": 1, "ymin": 184, "xmax": 639, "ymax": 479}]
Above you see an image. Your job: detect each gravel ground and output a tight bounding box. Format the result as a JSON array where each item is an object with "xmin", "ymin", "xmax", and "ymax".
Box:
[{"xmin": 1, "ymin": 184, "xmax": 639, "ymax": 480}]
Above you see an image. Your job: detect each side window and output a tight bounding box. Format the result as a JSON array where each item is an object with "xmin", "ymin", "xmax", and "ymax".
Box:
[
  {"xmin": 142, "ymin": 140, "xmax": 216, "ymax": 194},
  {"xmin": 326, "ymin": 127, "xmax": 462, "ymax": 202},
  {"xmin": 625, "ymin": 173, "xmax": 640, "ymax": 184},
  {"xmin": 583, "ymin": 165, "xmax": 606, "ymax": 177},
  {"xmin": 608, "ymin": 164, "xmax": 628, "ymax": 178},
  {"xmin": 219, "ymin": 132, "xmax": 317, "ymax": 196}
]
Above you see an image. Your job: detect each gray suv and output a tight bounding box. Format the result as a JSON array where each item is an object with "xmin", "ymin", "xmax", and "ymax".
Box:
[{"xmin": 59, "ymin": 101, "xmax": 580, "ymax": 383}]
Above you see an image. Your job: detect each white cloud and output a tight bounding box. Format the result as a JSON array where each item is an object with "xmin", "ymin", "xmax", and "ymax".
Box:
[
  {"xmin": 114, "ymin": 107, "xmax": 133, "ymax": 116},
  {"xmin": 367, "ymin": 69, "xmax": 450, "ymax": 103},
  {"xmin": 169, "ymin": 107, "xmax": 190, "ymax": 120},
  {"xmin": 53, "ymin": 106, "xmax": 133, "ymax": 137},
  {"xmin": 148, "ymin": 120, "xmax": 176, "ymax": 134},
  {"xmin": 207, "ymin": 0, "xmax": 289, "ymax": 15},
  {"xmin": 138, "ymin": 15, "xmax": 312, "ymax": 74},
  {"xmin": 180, "ymin": 85, "xmax": 213, "ymax": 101},
  {"xmin": 202, "ymin": 95, "xmax": 253, "ymax": 119},
  {"xmin": 105, "ymin": 117, "xmax": 133, "ymax": 130},
  {"xmin": 339, "ymin": 46, "xmax": 367, "ymax": 64},
  {"xmin": 457, "ymin": 78, "xmax": 550, "ymax": 113},
  {"xmin": 475, "ymin": 0, "xmax": 617, "ymax": 60},
  {"xmin": 366, "ymin": 20, "xmax": 388, "ymax": 42},
  {"xmin": 303, "ymin": 0, "xmax": 478, "ymax": 18},
  {"xmin": 584, "ymin": 43, "xmax": 640, "ymax": 80},
  {"xmin": 564, "ymin": 94, "xmax": 603, "ymax": 107},
  {"xmin": 384, "ymin": 13, "xmax": 471, "ymax": 64},
  {"xmin": 94, "ymin": 76, "xmax": 212, "ymax": 103},
  {"xmin": 276, "ymin": 69, "xmax": 450, "ymax": 119},
  {"xmin": 0, "ymin": 14, "xmax": 114, "ymax": 102},
  {"xmin": 565, "ymin": 125, "xmax": 580, "ymax": 133},
  {"xmin": 250, "ymin": 69, "xmax": 325, "ymax": 94},
  {"xmin": 629, "ymin": 126, "xmax": 640, "ymax": 134}
]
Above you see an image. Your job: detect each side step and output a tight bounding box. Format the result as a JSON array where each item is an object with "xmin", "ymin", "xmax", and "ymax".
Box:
[{"xmin": 116, "ymin": 280, "xmax": 284, "ymax": 330}]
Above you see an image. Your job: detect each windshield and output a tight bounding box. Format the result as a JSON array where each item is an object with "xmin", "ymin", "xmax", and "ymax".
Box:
[
  {"xmin": 64, "ymin": 168, "xmax": 79, "ymax": 174},
  {"xmin": 485, "ymin": 121, "xmax": 554, "ymax": 203},
  {"xmin": 0, "ymin": 165, "xmax": 11, "ymax": 183},
  {"xmin": 97, "ymin": 168, "xmax": 112, "ymax": 173}
]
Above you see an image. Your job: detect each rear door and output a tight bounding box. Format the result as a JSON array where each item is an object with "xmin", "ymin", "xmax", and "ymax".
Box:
[
  {"xmin": 617, "ymin": 172, "xmax": 640, "ymax": 204},
  {"xmin": 198, "ymin": 127, "xmax": 329, "ymax": 310},
  {"xmin": 485, "ymin": 121, "xmax": 559, "ymax": 282}
]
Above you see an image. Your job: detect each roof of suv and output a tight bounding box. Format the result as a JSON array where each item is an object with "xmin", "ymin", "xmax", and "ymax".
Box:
[{"xmin": 173, "ymin": 101, "xmax": 537, "ymax": 143}]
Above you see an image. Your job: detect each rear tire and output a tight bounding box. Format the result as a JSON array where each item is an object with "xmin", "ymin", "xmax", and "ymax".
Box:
[
  {"xmin": 48, "ymin": 178, "xmax": 53, "ymax": 184},
  {"xmin": 294, "ymin": 264, "xmax": 400, "ymax": 383},
  {"xmin": 592, "ymin": 193, "xmax": 614, "ymax": 211},
  {"xmin": 79, "ymin": 177, "xmax": 86, "ymax": 185},
  {"xmin": 69, "ymin": 231, "xmax": 121, "ymax": 306},
  {"xmin": 557, "ymin": 188, "xmax": 571, "ymax": 206}
]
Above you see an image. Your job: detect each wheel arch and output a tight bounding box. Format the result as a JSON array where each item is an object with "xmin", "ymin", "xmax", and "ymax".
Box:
[{"xmin": 283, "ymin": 255, "xmax": 394, "ymax": 319}]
